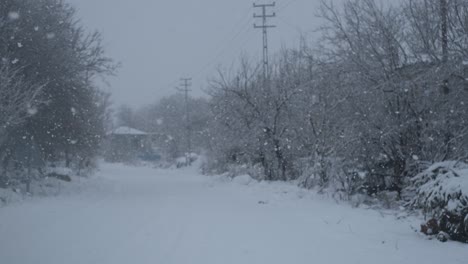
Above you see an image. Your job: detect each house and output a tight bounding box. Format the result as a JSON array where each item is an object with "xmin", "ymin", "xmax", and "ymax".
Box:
[{"xmin": 104, "ymin": 126, "xmax": 158, "ymax": 162}]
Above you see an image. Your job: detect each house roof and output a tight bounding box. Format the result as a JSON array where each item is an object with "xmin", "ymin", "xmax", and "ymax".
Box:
[{"xmin": 109, "ymin": 126, "xmax": 148, "ymax": 136}]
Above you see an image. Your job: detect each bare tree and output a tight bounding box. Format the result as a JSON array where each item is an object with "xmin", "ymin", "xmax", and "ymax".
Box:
[{"xmin": 0, "ymin": 64, "xmax": 43, "ymax": 184}]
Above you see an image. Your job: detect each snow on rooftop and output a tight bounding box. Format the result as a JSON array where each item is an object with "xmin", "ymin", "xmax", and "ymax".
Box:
[{"xmin": 109, "ymin": 126, "xmax": 147, "ymax": 136}]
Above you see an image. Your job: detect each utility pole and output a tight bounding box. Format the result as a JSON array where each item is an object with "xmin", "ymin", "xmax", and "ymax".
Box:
[
  {"xmin": 253, "ymin": 2, "xmax": 276, "ymax": 81},
  {"xmin": 440, "ymin": 0, "xmax": 448, "ymax": 64},
  {"xmin": 176, "ymin": 78, "xmax": 192, "ymax": 162},
  {"xmin": 440, "ymin": 0, "xmax": 449, "ymax": 94}
]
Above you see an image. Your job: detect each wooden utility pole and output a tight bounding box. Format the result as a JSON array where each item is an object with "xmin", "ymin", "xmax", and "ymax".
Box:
[{"xmin": 253, "ymin": 2, "xmax": 276, "ymax": 81}]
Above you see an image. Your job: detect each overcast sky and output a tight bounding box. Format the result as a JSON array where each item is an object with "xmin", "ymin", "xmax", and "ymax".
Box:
[{"xmin": 69, "ymin": 0, "xmax": 323, "ymax": 107}]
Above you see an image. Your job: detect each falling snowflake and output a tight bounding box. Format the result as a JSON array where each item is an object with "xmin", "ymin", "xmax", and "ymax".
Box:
[
  {"xmin": 46, "ymin": 32, "xmax": 56, "ymax": 39},
  {"xmin": 27, "ymin": 106, "xmax": 38, "ymax": 115},
  {"xmin": 11, "ymin": 58, "xmax": 19, "ymax": 64},
  {"xmin": 8, "ymin": 12, "xmax": 20, "ymax": 20}
]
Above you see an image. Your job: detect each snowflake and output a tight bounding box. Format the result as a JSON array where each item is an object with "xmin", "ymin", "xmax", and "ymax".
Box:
[
  {"xmin": 46, "ymin": 33, "xmax": 56, "ymax": 39},
  {"xmin": 8, "ymin": 12, "xmax": 20, "ymax": 20},
  {"xmin": 27, "ymin": 106, "xmax": 38, "ymax": 116}
]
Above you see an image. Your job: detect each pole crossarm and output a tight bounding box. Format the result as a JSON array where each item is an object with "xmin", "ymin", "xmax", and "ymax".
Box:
[{"xmin": 253, "ymin": 2, "xmax": 276, "ymax": 81}]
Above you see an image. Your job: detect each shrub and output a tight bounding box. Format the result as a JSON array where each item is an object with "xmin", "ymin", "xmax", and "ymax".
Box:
[{"xmin": 408, "ymin": 161, "xmax": 468, "ymax": 243}]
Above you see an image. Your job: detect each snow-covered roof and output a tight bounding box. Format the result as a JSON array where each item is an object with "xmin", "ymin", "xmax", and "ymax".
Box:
[{"xmin": 109, "ymin": 126, "xmax": 148, "ymax": 136}]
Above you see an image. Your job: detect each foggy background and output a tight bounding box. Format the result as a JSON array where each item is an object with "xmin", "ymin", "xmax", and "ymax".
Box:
[
  {"xmin": 69, "ymin": 0, "xmax": 322, "ymax": 107},
  {"xmin": 1, "ymin": 0, "xmax": 468, "ymax": 260}
]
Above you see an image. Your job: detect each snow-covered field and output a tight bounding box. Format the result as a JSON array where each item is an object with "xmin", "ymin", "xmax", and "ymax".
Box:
[{"xmin": 0, "ymin": 163, "xmax": 466, "ymax": 264}]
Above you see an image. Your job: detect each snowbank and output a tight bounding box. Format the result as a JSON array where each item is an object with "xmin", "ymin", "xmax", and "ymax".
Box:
[
  {"xmin": 0, "ymin": 169, "xmax": 109, "ymax": 207},
  {"xmin": 0, "ymin": 188, "xmax": 22, "ymax": 205},
  {"xmin": 108, "ymin": 126, "xmax": 147, "ymax": 135},
  {"xmin": 408, "ymin": 161, "xmax": 468, "ymax": 243},
  {"xmin": 1, "ymin": 162, "xmax": 467, "ymax": 264},
  {"xmin": 409, "ymin": 161, "xmax": 468, "ymax": 215},
  {"xmin": 231, "ymin": 174, "xmax": 254, "ymax": 186},
  {"xmin": 175, "ymin": 153, "xmax": 200, "ymax": 168}
]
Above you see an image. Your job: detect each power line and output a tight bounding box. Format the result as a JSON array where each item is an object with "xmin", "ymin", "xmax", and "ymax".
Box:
[
  {"xmin": 277, "ymin": 15, "xmax": 302, "ymax": 35},
  {"xmin": 253, "ymin": 2, "xmax": 276, "ymax": 80},
  {"xmin": 193, "ymin": 16, "xmax": 255, "ymax": 81},
  {"xmin": 187, "ymin": 7, "xmax": 257, "ymax": 93},
  {"xmin": 277, "ymin": 0, "xmax": 299, "ymax": 13}
]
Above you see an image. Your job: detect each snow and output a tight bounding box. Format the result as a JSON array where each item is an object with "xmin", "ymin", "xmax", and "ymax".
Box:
[
  {"xmin": 109, "ymin": 126, "xmax": 147, "ymax": 135},
  {"xmin": 0, "ymin": 170, "xmax": 108, "ymax": 206},
  {"xmin": 0, "ymin": 163, "xmax": 466, "ymax": 264},
  {"xmin": 27, "ymin": 106, "xmax": 38, "ymax": 115},
  {"xmin": 7, "ymin": 11, "xmax": 20, "ymax": 20},
  {"xmin": 231, "ymin": 174, "xmax": 253, "ymax": 185},
  {"xmin": 46, "ymin": 32, "xmax": 56, "ymax": 39},
  {"xmin": 410, "ymin": 161, "xmax": 468, "ymax": 215},
  {"xmin": 0, "ymin": 188, "xmax": 22, "ymax": 205},
  {"xmin": 176, "ymin": 156, "xmax": 187, "ymax": 163}
]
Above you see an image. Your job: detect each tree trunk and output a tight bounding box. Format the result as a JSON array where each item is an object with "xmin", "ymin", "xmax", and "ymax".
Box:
[{"xmin": 65, "ymin": 145, "xmax": 71, "ymax": 168}]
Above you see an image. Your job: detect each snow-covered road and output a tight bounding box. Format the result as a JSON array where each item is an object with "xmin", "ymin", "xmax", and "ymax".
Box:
[{"xmin": 0, "ymin": 163, "xmax": 466, "ymax": 264}]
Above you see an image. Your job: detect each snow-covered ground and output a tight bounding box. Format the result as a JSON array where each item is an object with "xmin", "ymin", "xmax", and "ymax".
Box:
[{"xmin": 0, "ymin": 163, "xmax": 466, "ymax": 264}]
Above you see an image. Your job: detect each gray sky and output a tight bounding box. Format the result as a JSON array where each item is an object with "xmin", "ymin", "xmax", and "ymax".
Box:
[{"xmin": 69, "ymin": 0, "xmax": 323, "ymax": 107}]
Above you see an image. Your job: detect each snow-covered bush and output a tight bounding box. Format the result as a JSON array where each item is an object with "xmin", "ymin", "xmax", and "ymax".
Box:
[
  {"xmin": 175, "ymin": 153, "xmax": 199, "ymax": 168},
  {"xmin": 408, "ymin": 161, "xmax": 468, "ymax": 243},
  {"xmin": 297, "ymin": 157, "xmax": 366, "ymax": 200},
  {"xmin": 408, "ymin": 161, "xmax": 468, "ymax": 216},
  {"xmin": 221, "ymin": 163, "xmax": 264, "ymax": 181},
  {"xmin": 0, "ymin": 188, "xmax": 23, "ymax": 206},
  {"xmin": 231, "ymin": 174, "xmax": 254, "ymax": 186}
]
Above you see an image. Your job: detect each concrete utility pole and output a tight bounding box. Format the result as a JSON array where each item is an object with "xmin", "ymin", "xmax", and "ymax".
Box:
[
  {"xmin": 440, "ymin": 0, "xmax": 449, "ymax": 94},
  {"xmin": 440, "ymin": 0, "xmax": 448, "ymax": 64},
  {"xmin": 253, "ymin": 2, "xmax": 276, "ymax": 81},
  {"xmin": 176, "ymin": 78, "xmax": 192, "ymax": 160}
]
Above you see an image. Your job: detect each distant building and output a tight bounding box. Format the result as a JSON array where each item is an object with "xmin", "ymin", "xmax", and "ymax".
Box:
[{"xmin": 105, "ymin": 126, "xmax": 158, "ymax": 162}]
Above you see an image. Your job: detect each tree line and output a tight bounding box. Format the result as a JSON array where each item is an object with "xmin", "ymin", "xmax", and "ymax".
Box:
[
  {"xmin": 122, "ymin": 0, "xmax": 468, "ymax": 197},
  {"xmin": 205, "ymin": 0, "xmax": 468, "ymax": 194},
  {"xmin": 0, "ymin": 0, "xmax": 115, "ymax": 190}
]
